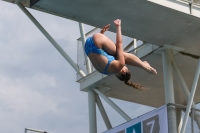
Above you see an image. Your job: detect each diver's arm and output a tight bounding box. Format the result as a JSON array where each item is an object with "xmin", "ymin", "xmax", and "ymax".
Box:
[
  {"xmin": 100, "ymin": 24, "xmax": 110, "ymax": 34},
  {"xmin": 115, "ymin": 19, "xmax": 125, "ymax": 69},
  {"xmin": 109, "ymin": 19, "xmax": 124, "ymax": 72}
]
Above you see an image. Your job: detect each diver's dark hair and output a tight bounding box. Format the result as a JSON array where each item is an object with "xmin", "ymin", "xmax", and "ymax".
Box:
[{"xmin": 116, "ymin": 70, "xmax": 144, "ymax": 90}]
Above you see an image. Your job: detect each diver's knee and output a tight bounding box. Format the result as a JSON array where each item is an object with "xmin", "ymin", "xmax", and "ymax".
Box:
[
  {"xmin": 93, "ymin": 33, "xmax": 105, "ymax": 44},
  {"xmin": 123, "ymin": 52, "xmax": 128, "ymax": 60},
  {"xmin": 93, "ymin": 33, "xmax": 103, "ymax": 39}
]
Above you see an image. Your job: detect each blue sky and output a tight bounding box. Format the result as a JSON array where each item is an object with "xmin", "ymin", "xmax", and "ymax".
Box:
[{"xmin": 0, "ymin": 1, "xmax": 157, "ymax": 133}]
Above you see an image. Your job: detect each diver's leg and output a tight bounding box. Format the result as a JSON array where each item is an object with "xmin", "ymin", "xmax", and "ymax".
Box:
[
  {"xmin": 124, "ymin": 52, "xmax": 157, "ymax": 74},
  {"xmin": 93, "ymin": 33, "xmax": 116, "ymax": 55}
]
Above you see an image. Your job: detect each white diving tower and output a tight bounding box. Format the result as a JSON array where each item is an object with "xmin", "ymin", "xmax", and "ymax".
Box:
[{"xmin": 3, "ymin": 0, "xmax": 200, "ymax": 133}]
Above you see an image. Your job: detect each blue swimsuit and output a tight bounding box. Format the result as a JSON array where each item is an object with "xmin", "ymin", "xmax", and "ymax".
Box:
[{"xmin": 85, "ymin": 37, "xmax": 116, "ymax": 75}]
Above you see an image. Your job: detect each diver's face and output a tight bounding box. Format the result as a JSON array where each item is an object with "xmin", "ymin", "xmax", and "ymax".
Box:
[{"xmin": 120, "ymin": 66, "xmax": 128, "ymax": 74}]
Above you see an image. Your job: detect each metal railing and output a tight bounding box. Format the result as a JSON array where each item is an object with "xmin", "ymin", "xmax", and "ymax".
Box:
[
  {"xmin": 25, "ymin": 128, "xmax": 52, "ymax": 133},
  {"xmin": 180, "ymin": 0, "xmax": 200, "ymax": 5}
]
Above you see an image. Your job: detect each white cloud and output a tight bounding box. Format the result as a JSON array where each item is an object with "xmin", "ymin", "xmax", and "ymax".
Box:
[{"xmin": 0, "ymin": 73, "xmax": 58, "ymax": 113}]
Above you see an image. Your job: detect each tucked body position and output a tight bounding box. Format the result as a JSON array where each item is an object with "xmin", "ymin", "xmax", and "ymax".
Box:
[{"xmin": 84, "ymin": 19, "xmax": 157, "ymax": 90}]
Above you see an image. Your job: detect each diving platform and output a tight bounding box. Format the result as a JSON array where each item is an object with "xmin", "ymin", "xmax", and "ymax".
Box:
[
  {"xmin": 3, "ymin": 0, "xmax": 200, "ymax": 54},
  {"xmin": 2, "ymin": 0, "xmax": 200, "ymax": 133}
]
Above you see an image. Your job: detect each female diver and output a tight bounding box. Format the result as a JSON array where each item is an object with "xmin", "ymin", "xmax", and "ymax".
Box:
[{"xmin": 84, "ymin": 19, "xmax": 157, "ymax": 90}]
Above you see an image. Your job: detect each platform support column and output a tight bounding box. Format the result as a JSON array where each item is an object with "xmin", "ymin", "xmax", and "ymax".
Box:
[
  {"xmin": 16, "ymin": 2, "xmax": 86, "ymax": 77},
  {"xmin": 176, "ymin": 108, "xmax": 182, "ymax": 133},
  {"xmin": 88, "ymin": 89, "xmax": 97, "ymax": 133},
  {"xmin": 162, "ymin": 49, "xmax": 177, "ymax": 133},
  {"xmin": 180, "ymin": 59, "xmax": 200, "ymax": 133},
  {"xmin": 191, "ymin": 109, "xmax": 194, "ymax": 133}
]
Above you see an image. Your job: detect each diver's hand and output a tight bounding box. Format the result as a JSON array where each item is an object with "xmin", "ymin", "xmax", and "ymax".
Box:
[
  {"xmin": 100, "ymin": 24, "xmax": 110, "ymax": 34},
  {"xmin": 113, "ymin": 19, "xmax": 121, "ymax": 27}
]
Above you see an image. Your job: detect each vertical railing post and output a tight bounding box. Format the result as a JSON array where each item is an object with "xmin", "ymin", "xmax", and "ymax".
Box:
[
  {"xmin": 78, "ymin": 23, "xmax": 92, "ymax": 74},
  {"xmin": 133, "ymin": 39, "xmax": 137, "ymax": 54},
  {"xmin": 189, "ymin": 0, "xmax": 193, "ymax": 15},
  {"xmin": 162, "ymin": 49, "xmax": 177, "ymax": 133}
]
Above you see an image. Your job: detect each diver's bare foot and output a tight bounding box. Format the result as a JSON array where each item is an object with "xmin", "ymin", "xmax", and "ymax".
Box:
[{"xmin": 143, "ymin": 61, "xmax": 157, "ymax": 75}]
